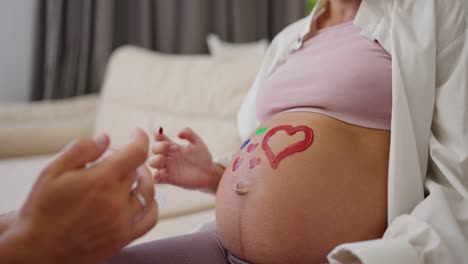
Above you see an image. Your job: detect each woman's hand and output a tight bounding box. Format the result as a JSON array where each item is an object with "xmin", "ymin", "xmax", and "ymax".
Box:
[
  {"xmin": 149, "ymin": 127, "xmax": 222, "ymax": 191},
  {"xmin": 1, "ymin": 129, "xmax": 158, "ymax": 264}
]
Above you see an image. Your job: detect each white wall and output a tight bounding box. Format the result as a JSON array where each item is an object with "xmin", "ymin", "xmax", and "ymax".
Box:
[{"xmin": 0, "ymin": 0, "xmax": 38, "ymax": 102}]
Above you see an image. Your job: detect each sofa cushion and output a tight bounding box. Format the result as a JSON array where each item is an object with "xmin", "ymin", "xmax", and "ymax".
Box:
[{"xmin": 0, "ymin": 95, "xmax": 98, "ymax": 158}]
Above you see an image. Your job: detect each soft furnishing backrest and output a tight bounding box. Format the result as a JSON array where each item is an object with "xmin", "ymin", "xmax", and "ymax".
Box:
[{"xmin": 95, "ymin": 46, "xmax": 261, "ymax": 158}]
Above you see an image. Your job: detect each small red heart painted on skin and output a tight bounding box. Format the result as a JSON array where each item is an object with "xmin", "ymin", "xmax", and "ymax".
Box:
[
  {"xmin": 249, "ymin": 157, "xmax": 261, "ymax": 169},
  {"xmin": 262, "ymin": 125, "xmax": 314, "ymax": 170},
  {"xmin": 246, "ymin": 143, "xmax": 259, "ymax": 153},
  {"xmin": 232, "ymin": 157, "xmax": 242, "ymax": 172}
]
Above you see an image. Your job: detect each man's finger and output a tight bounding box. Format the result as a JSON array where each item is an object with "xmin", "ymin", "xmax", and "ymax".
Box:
[
  {"xmin": 148, "ymin": 155, "xmax": 166, "ymax": 170},
  {"xmin": 151, "ymin": 142, "xmax": 173, "ymax": 155},
  {"xmin": 130, "ymin": 200, "xmax": 158, "ymax": 241},
  {"xmin": 42, "ymin": 134, "xmax": 110, "ymax": 178},
  {"xmin": 138, "ymin": 166, "xmax": 155, "ymax": 198},
  {"xmin": 124, "ymin": 163, "xmax": 153, "ymax": 189},
  {"xmin": 90, "ymin": 128, "xmax": 149, "ymax": 181},
  {"xmin": 129, "ymin": 166, "xmax": 155, "ymax": 216}
]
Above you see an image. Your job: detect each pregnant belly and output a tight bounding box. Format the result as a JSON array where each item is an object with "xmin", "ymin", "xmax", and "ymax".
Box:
[{"xmin": 215, "ymin": 112, "xmax": 390, "ymax": 264}]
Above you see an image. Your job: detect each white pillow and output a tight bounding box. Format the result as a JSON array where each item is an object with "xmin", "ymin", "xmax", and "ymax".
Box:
[{"xmin": 207, "ymin": 34, "xmax": 269, "ymax": 58}]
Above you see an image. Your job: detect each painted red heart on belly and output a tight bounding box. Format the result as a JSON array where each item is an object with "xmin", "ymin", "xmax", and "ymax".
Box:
[{"xmin": 261, "ymin": 125, "xmax": 314, "ymax": 170}]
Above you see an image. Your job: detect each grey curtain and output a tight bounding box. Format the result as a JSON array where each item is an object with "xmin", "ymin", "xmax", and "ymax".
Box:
[{"xmin": 31, "ymin": 0, "xmax": 307, "ymax": 100}]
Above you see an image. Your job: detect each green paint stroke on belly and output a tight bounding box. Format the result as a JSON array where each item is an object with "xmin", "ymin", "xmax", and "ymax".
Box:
[{"xmin": 256, "ymin": 127, "xmax": 268, "ymax": 135}]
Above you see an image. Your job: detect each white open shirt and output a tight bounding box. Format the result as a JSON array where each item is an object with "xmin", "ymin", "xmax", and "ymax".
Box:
[{"xmin": 222, "ymin": 0, "xmax": 468, "ymax": 263}]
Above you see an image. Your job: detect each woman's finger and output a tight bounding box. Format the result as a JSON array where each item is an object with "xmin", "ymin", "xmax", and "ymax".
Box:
[
  {"xmin": 154, "ymin": 127, "xmax": 173, "ymax": 142},
  {"xmin": 148, "ymin": 155, "xmax": 166, "ymax": 169},
  {"xmin": 178, "ymin": 127, "xmax": 202, "ymax": 145},
  {"xmin": 151, "ymin": 142, "xmax": 174, "ymax": 155},
  {"xmin": 153, "ymin": 168, "xmax": 169, "ymax": 184}
]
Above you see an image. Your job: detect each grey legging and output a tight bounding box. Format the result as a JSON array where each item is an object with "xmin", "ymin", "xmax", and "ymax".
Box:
[{"xmin": 107, "ymin": 231, "xmax": 249, "ymax": 264}]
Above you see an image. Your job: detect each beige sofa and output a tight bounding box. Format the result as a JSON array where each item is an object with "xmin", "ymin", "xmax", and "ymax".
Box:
[{"xmin": 0, "ymin": 46, "xmax": 261, "ymax": 245}]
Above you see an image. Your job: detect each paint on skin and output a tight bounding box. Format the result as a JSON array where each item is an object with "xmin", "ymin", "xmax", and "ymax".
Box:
[
  {"xmin": 240, "ymin": 139, "xmax": 251, "ymax": 150},
  {"xmin": 246, "ymin": 143, "xmax": 259, "ymax": 153},
  {"xmin": 232, "ymin": 157, "xmax": 242, "ymax": 172},
  {"xmin": 262, "ymin": 125, "xmax": 314, "ymax": 170},
  {"xmin": 249, "ymin": 157, "xmax": 261, "ymax": 169},
  {"xmin": 256, "ymin": 127, "xmax": 268, "ymax": 136}
]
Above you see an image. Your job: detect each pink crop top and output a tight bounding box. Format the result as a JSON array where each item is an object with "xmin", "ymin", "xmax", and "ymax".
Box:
[{"xmin": 256, "ymin": 22, "xmax": 392, "ymax": 130}]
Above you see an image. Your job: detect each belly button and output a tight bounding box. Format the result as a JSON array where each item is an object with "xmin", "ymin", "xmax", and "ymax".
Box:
[{"xmin": 234, "ymin": 182, "xmax": 249, "ymax": 195}]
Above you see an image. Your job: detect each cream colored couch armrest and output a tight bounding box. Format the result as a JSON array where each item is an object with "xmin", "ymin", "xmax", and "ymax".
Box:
[{"xmin": 0, "ymin": 95, "xmax": 99, "ymax": 158}]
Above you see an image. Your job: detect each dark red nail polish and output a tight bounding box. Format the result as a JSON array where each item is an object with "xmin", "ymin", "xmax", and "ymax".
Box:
[{"xmin": 158, "ymin": 127, "xmax": 163, "ymax": 134}]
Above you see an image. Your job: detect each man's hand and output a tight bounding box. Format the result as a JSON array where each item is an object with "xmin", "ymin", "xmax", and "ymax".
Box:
[
  {"xmin": 0, "ymin": 129, "xmax": 157, "ymax": 264},
  {"xmin": 0, "ymin": 211, "xmax": 18, "ymax": 235}
]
